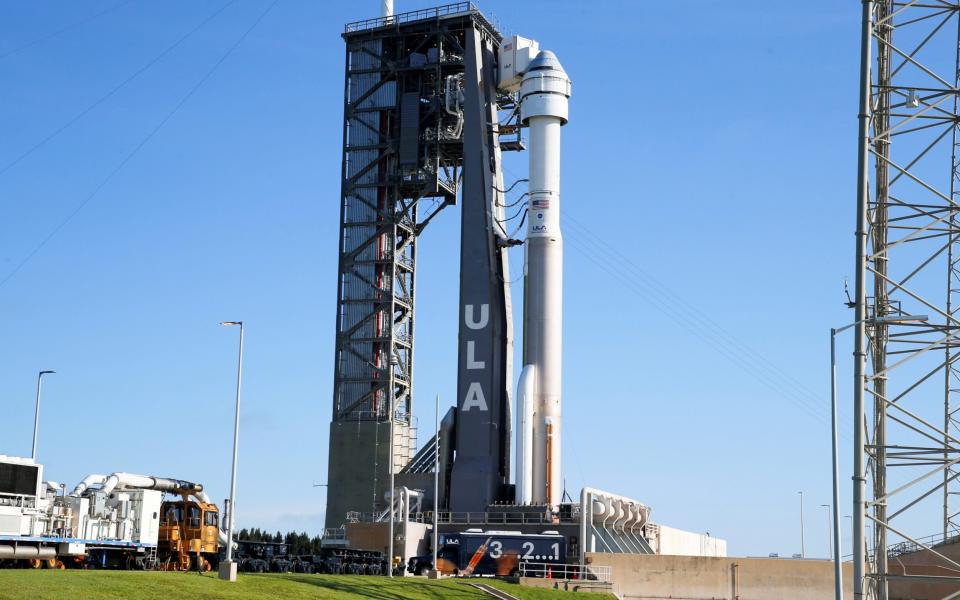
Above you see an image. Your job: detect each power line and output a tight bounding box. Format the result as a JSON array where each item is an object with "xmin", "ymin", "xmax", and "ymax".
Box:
[
  {"xmin": 494, "ymin": 162, "xmax": 842, "ymax": 430},
  {"xmin": 0, "ymin": 0, "xmax": 136, "ymax": 61},
  {"xmin": 564, "ymin": 215, "xmax": 839, "ymax": 417},
  {"xmin": 0, "ymin": 0, "xmax": 280, "ymax": 292},
  {"xmin": 565, "ymin": 233, "xmax": 835, "ymax": 429},
  {"xmin": 0, "ymin": 0, "xmax": 238, "ymax": 179},
  {"xmin": 562, "ymin": 215, "xmax": 850, "ymax": 435}
]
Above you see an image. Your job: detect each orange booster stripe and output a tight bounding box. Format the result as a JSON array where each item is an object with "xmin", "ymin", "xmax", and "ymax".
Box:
[{"xmin": 463, "ymin": 537, "xmax": 491, "ymax": 575}]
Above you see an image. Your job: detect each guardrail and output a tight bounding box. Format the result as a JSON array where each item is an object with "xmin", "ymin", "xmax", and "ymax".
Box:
[
  {"xmin": 435, "ymin": 510, "xmax": 585, "ymax": 525},
  {"xmin": 888, "ymin": 531, "xmax": 960, "ymax": 557},
  {"xmin": 345, "ymin": 2, "xmax": 476, "ymax": 33},
  {"xmin": 345, "ymin": 508, "xmax": 586, "ymax": 526},
  {"xmin": 518, "ymin": 562, "xmax": 612, "ymax": 582}
]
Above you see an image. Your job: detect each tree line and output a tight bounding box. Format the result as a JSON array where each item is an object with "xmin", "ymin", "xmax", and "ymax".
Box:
[{"xmin": 235, "ymin": 528, "xmax": 325, "ymax": 555}]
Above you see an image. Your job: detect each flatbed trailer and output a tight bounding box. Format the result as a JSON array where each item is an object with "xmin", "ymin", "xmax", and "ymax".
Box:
[{"xmin": 0, "ymin": 534, "xmax": 157, "ymax": 569}]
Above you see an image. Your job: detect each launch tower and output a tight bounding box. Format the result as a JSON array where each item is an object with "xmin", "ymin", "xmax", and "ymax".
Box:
[{"xmin": 326, "ymin": 2, "xmax": 513, "ymax": 527}]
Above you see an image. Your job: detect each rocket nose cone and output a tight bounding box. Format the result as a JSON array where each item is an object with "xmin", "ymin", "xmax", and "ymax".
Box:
[{"xmin": 528, "ymin": 50, "xmax": 565, "ymax": 74}]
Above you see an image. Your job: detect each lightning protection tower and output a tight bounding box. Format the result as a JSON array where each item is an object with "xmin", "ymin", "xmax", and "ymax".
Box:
[{"xmin": 853, "ymin": 1, "xmax": 960, "ymax": 598}]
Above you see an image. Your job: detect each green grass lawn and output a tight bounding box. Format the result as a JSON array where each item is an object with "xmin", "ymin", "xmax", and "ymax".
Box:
[{"xmin": 0, "ymin": 571, "xmax": 613, "ymax": 600}]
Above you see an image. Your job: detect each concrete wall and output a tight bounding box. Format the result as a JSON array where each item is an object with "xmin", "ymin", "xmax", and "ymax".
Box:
[
  {"xmin": 887, "ymin": 538, "xmax": 960, "ymax": 600},
  {"xmin": 654, "ymin": 524, "xmax": 727, "ymax": 557},
  {"xmin": 326, "ymin": 421, "xmax": 394, "ymax": 529},
  {"xmin": 567, "ymin": 553, "xmax": 854, "ymax": 600}
]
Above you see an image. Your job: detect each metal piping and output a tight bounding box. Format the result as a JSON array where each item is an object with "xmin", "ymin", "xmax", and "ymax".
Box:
[
  {"xmin": 600, "ymin": 496, "xmax": 614, "ymax": 532},
  {"xmin": 383, "ymin": 486, "xmax": 423, "ymax": 565},
  {"xmin": 579, "ymin": 487, "xmax": 650, "ymax": 564},
  {"xmin": 516, "ymin": 365, "xmax": 536, "ymax": 504},
  {"xmin": 0, "ymin": 545, "xmax": 56, "ymax": 559},
  {"xmin": 67, "ymin": 472, "xmax": 233, "ymax": 550},
  {"xmin": 69, "ymin": 474, "xmax": 107, "ymax": 497},
  {"xmin": 852, "ymin": 2, "xmax": 873, "ymax": 599},
  {"xmin": 613, "ymin": 500, "xmax": 628, "ymax": 534},
  {"xmin": 97, "ymin": 473, "xmax": 204, "ymax": 497},
  {"xmin": 544, "ymin": 418, "xmax": 555, "ymax": 506},
  {"xmin": 444, "ymin": 75, "xmax": 464, "ymax": 139}
]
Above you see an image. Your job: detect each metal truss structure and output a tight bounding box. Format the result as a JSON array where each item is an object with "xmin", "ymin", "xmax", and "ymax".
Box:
[
  {"xmin": 854, "ymin": 1, "xmax": 960, "ymax": 598},
  {"xmin": 326, "ymin": 3, "xmax": 508, "ymax": 528}
]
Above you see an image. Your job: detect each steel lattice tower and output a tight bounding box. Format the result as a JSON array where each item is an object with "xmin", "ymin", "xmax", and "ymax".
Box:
[
  {"xmin": 854, "ymin": 1, "xmax": 960, "ymax": 598},
  {"xmin": 325, "ymin": 3, "xmax": 509, "ymax": 528}
]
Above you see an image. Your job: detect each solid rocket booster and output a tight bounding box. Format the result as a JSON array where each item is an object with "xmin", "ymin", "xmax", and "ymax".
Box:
[{"xmin": 517, "ymin": 50, "xmax": 570, "ymax": 508}]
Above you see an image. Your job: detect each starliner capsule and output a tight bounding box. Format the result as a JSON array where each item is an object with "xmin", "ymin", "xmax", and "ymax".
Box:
[{"xmin": 515, "ymin": 49, "xmax": 571, "ymax": 509}]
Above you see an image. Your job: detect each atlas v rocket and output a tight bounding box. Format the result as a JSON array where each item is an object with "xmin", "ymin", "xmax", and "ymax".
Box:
[{"xmin": 512, "ymin": 46, "xmax": 571, "ymax": 509}]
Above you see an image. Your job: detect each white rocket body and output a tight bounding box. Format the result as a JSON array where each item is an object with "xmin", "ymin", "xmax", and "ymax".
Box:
[{"xmin": 516, "ymin": 50, "xmax": 570, "ymax": 508}]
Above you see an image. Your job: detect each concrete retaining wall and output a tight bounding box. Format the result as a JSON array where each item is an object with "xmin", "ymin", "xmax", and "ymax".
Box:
[
  {"xmin": 516, "ymin": 543, "xmax": 960, "ymax": 599},
  {"xmin": 547, "ymin": 553, "xmax": 855, "ymax": 600}
]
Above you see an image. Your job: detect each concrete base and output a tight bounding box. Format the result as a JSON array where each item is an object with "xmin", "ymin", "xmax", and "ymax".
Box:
[
  {"xmin": 218, "ymin": 560, "xmax": 238, "ymax": 582},
  {"xmin": 326, "ymin": 421, "xmax": 414, "ymax": 529},
  {"xmin": 427, "ymin": 569, "xmax": 442, "ymax": 579},
  {"xmin": 345, "ymin": 521, "xmax": 432, "ymax": 566}
]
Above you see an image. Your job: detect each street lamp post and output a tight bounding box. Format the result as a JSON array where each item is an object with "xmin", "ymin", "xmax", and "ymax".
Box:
[
  {"xmin": 799, "ymin": 491, "xmax": 805, "ymax": 559},
  {"xmin": 433, "ymin": 393, "xmax": 440, "ymax": 575},
  {"xmin": 822, "ymin": 504, "xmax": 833, "ymax": 559},
  {"xmin": 313, "ymin": 483, "xmax": 329, "ymax": 543},
  {"xmin": 31, "ymin": 370, "xmax": 55, "ymax": 460},
  {"xmin": 832, "ymin": 313, "xmax": 927, "ymax": 600},
  {"xmin": 388, "ymin": 404, "xmax": 395, "ymax": 578},
  {"xmin": 830, "ymin": 324, "xmax": 846, "ymax": 600},
  {"xmin": 219, "ymin": 320, "xmax": 244, "ymax": 582}
]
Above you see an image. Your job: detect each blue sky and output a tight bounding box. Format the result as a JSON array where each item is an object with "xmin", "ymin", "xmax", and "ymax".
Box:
[{"xmin": 0, "ymin": 0, "xmax": 861, "ymax": 557}]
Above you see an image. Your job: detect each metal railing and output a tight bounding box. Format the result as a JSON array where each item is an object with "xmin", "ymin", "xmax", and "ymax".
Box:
[
  {"xmin": 888, "ymin": 531, "xmax": 960, "ymax": 557},
  {"xmin": 433, "ymin": 510, "xmax": 562, "ymax": 525},
  {"xmin": 343, "ymin": 509, "xmax": 561, "ymax": 526},
  {"xmin": 519, "ymin": 562, "xmax": 612, "ymax": 583},
  {"xmin": 345, "ymin": 2, "xmax": 476, "ymax": 33},
  {"xmin": 344, "ymin": 505, "xmax": 598, "ymax": 527}
]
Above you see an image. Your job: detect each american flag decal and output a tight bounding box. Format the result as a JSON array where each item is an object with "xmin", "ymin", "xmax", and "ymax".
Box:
[{"xmin": 531, "ymin": 198, "xmax": 550, "ymax": 209}]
